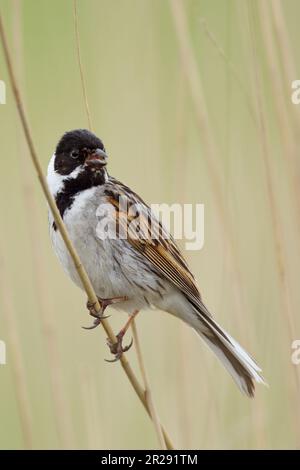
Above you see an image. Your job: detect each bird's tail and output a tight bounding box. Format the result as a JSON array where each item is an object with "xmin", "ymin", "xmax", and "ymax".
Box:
[{"xmin": 188, "ymin": 301, "xmax": 266, "ymax": 397}]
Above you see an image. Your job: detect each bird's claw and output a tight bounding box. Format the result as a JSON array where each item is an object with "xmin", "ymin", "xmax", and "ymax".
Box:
[
  {"xmin": 105, "ymin": 334, "xmax": 133, "ymax": 362},
  {"xmin": 83, "ymin": 296, "xmax": 127, "ymax": 330},
  {"xmin": 82, "ymin": 315, "xmax": 108, "ymax": 330},
  {"xmin": 82, "ymin": 300, "xmax": 110, "ymax": 330}
]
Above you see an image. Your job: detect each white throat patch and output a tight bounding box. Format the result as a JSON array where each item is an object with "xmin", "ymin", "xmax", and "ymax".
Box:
[{"xmin": 47, "ymin": 153, "xmax": 84, "ymax": 197}]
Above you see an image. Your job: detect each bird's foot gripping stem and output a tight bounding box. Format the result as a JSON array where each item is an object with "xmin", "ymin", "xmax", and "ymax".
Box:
[
  {"xmin": 82, "ymin": 296, "xmax": 128, "ymax": 330},
  {"xmin": 105, "ymin": 309, "xmax": 139, "ymax": 362},
  {"xmin": 106, "ymin": 333, "xmax": 133, "ymax": 362}
]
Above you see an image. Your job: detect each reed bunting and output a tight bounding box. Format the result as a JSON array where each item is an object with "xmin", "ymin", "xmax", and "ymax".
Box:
[{"xmin": 47, "ymin": 129, "xmax": 265, "ymax": 397}]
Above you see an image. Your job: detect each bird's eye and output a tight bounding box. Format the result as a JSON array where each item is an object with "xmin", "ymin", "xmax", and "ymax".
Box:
[{"xmin": 70, "ymin": 150, "xmax": 80, "ymax": 159}]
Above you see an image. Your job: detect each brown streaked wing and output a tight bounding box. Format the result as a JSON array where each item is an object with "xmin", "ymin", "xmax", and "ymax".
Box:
[{"xmin": 106, "ymin": 178, "xmax": 207, "ymax": 311}]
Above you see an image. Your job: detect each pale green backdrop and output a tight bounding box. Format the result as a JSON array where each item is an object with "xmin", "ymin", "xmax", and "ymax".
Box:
[{"xmin": 0, "ymin": 0, "xmax": 300, "ymax": 449}]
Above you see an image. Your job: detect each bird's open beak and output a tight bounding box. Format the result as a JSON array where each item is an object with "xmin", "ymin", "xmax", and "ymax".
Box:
[{"xmin": 85, "ymin": 148, "xmax": 108, "ymax": 169}]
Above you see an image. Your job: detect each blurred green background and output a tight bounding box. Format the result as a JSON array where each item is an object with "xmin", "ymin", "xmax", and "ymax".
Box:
[{"xmin": 1, "ymin": 0, "xmax": 300, "ymax": 449}]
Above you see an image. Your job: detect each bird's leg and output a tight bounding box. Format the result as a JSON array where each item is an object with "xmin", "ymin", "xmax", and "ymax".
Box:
[
  {"xmin": 82, "ymin": 296, "xmax": 128, "ymax": 330},
  {"xmin": 106, "ymin": 310, "xmax": 140, "ymax": 362}
]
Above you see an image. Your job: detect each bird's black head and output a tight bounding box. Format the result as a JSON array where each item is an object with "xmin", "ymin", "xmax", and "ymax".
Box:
[{"xmin": 54, "ymin": 129, "xmax": 108, "ymax": 176}]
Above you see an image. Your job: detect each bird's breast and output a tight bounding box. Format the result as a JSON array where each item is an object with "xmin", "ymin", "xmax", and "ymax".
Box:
[{"xmin": 49, "ymin": 186, "xmax": 166, "ymax": 310}]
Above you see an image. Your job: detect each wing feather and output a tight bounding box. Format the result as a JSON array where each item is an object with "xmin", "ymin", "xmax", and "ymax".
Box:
[{"xmin": 105, "ymin": 178, "xmax": 211, "ymax": 317}]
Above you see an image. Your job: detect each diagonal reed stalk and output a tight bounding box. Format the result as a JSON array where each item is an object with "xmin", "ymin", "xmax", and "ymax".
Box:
[
  {"xmin": 0, "ymin": 10, "xmax": 174, "ymax": 450},
  {"xmin": 73, "ymin": 1, "xmax": 166, "ymax": 449}
]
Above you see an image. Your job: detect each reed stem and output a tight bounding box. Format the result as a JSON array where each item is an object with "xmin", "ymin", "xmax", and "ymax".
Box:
[
  {"xmin": 73, "ymin": 0, "xmax": 93, "ymax": 132},
  {"xmin": 0, "ymin": 10, "xmax": 174, "ymax": 451}
]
